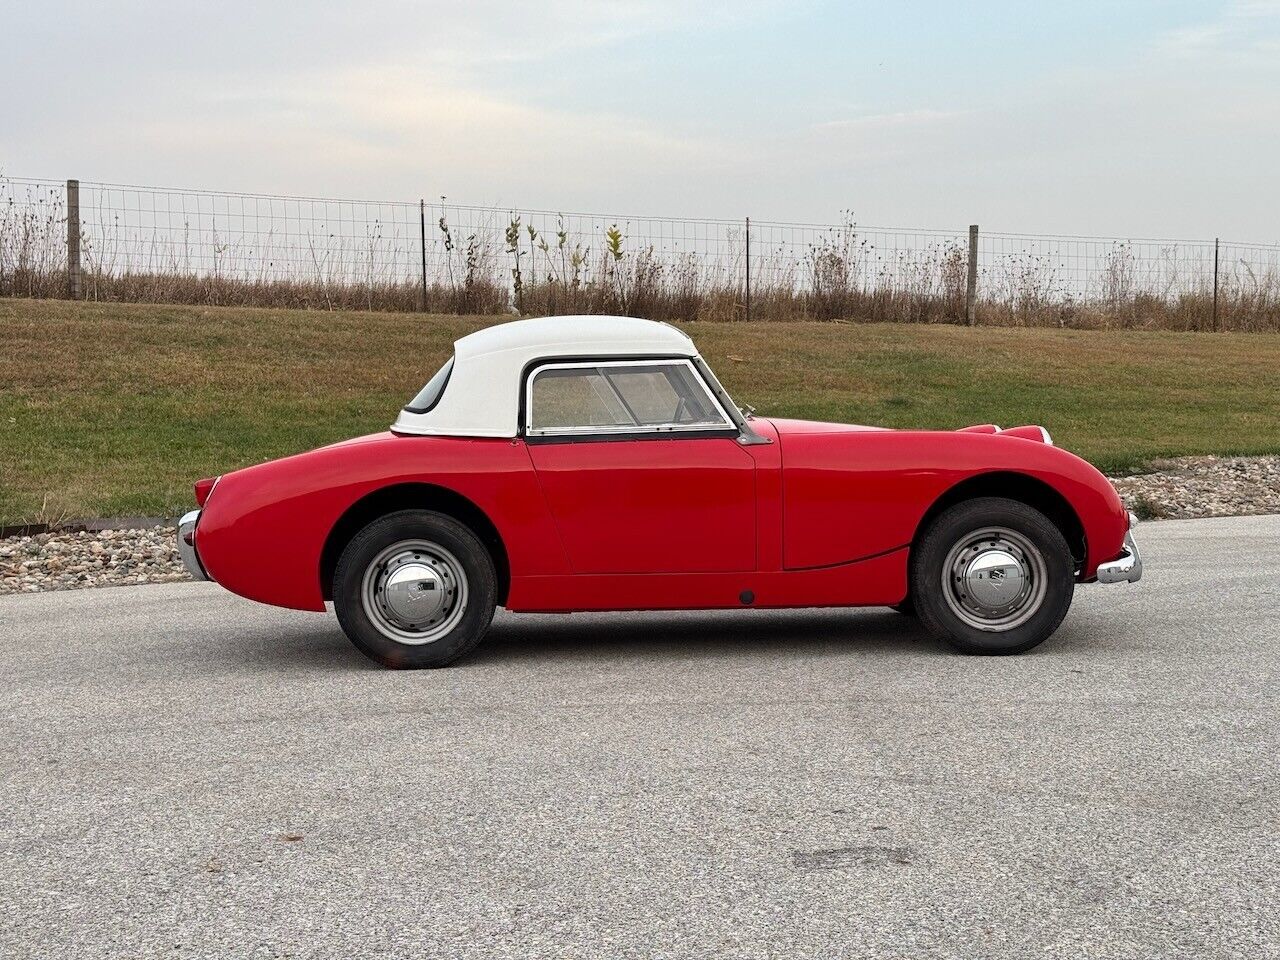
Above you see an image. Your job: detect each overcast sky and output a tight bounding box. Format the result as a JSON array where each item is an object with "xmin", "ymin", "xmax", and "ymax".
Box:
[{"xmin": 3, "ymin": 1, "xmax": 1278, "ymax": 240}]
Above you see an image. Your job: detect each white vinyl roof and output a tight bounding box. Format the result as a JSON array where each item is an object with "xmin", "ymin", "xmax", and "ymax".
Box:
[{"xmin": 391, "ymin": 315, "xmax": 699, "ymax": 438}]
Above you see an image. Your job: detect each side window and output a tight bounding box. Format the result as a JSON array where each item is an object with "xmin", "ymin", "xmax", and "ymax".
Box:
[
  {"xmin": 530, "ymin": 368, "xmax": 633, "ymax": 431},
  {"xmin": 602, "ymin": 364, "xmax": 724, "ymax": 426},
  {"xmin": 526, "ymin": 360, "xmax": 733, "ymax": 437}
]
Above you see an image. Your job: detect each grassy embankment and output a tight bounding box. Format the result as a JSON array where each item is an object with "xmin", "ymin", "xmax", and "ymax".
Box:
[{"xmin": 1, "ymin": 299, "xmax": 1277, "ymax": 525}]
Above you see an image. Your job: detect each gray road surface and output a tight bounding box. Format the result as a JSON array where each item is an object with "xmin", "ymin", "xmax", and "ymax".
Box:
[{"xmin": 1, "ymin": 515, "xmax": 1278, "ymax": 959}]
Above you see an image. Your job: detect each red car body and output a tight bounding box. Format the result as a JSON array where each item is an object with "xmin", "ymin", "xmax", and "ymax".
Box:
[{"xmin": 194, "ymin": 417, "xmax": 1130, "ymax": 615}]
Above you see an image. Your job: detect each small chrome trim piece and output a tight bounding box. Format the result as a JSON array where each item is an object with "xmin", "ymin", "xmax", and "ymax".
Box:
[
  {"xmin": 177, "ymin": 509, "xmax": 209, "ymax": 581},
  {"xmin": 1095, "ymin": 512, "xmax": 1143, "ymax": 584},
  {"xmin": 529, "ymin": 420, "xmax": 730, "ymax": 438},
  {"xmin": 1039, "ymin": 426, "xmax": 1053, "ymax": 445}
]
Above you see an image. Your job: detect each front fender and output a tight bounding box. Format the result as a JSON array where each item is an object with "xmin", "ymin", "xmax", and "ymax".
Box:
[{"xmin": 776, "ymin": 429, "xmax": 1127, "ymax": 575}]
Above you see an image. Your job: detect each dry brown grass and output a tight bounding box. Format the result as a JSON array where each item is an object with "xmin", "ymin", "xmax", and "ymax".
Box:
[
  {"xmin": 8, "ymin": 255, "xmax": 1276, "ymax": 331},
  {"xmin": 77, "ymin": 272, "xmax": 511, "ymax": 315},
  {"xmin": 4, "ymin": 180, "xmax": 1278, "ymax": 330}
]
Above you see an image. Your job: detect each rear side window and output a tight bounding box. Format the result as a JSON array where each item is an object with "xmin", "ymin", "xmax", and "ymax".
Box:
[
  {"xmin": 404, "ymin": 357, "xmax": 454, "ymax": 413},
  {"xmin": 526, "ymin": 359, "xmax": 732, "ymax": 437}
]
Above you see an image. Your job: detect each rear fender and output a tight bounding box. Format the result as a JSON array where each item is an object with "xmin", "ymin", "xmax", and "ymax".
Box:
[{"xmin": 196, "ymin": 434, "xmax": 563, "ymax": 611}]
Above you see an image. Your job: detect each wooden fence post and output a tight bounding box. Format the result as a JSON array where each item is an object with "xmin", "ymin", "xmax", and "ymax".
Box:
[
  {"xmin": 965, "ymin": 224, "xmax": 978, "ymax": 325},
  {"xmin": 66, "ymin": 179, "xmax": 82, "ymax": 300},
  {"xmin": 419, "ymin": 199, "xmax": 428, "ymax": 312},
  {"xmin": 744, "ymin": 216, "xmax": 751, "ymax": 323}
]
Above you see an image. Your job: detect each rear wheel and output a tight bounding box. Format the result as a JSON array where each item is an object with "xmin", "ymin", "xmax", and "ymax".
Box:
[
  {"xmin": 333, "ymin": 510, "xmax": 496, "ymax": 668},
  {"xmin": 911, "ymin": 497, "xmax": 1074, "ymax": 655}
]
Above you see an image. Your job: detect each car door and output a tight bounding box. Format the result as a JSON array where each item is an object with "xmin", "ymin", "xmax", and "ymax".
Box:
[{"xmin": 524, "ymin": 359, "xmax": 757, "ymax": 575}]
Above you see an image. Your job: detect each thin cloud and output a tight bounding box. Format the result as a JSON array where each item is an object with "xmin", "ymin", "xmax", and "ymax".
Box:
[
  {"xmin": 1153, "ymin": 0, "xmax": 1279, "ymax": 58},
  {"xmin": 396, "ymin": 0, "xmax": 798, "ymax": 69},
  {"xmin": 815, "ymin": 109, "xmax": 968, "ymax": 131}
]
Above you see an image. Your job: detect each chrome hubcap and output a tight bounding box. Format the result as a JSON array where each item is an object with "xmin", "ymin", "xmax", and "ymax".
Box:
[
  {"xmin": 964, "ymin": 550, "xmax": 1025, "ymax": 609},
  {"xmin": 360, "ymin": 540, "xmax": 468, "ymax": 645},
  {"xmin": 383, "ymin": 563, "xmax": 446, "ymax": 624},
  {"xmin": 942, "ymin": 527, "xmax": 1047, "ymax": 631}
]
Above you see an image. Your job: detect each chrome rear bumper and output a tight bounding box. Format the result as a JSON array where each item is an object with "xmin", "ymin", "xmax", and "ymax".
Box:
[
  {"xmin": 177, "ymin": 509, "xmax": 209, "ymax": 581},
  {"xmin": 1095, "ymin": 513, "xmax": 1142, "ymax": 584}
]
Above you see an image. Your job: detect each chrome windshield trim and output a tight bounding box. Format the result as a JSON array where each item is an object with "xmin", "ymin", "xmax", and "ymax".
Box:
[{"xmin": 690, "ymin": 355, "xmax": 770, "ymax": 445}]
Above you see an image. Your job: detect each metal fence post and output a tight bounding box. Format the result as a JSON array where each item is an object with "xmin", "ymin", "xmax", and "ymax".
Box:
[
  {"xmin": 744, "ymin": 216, "xmax": 751, "ymax": 323},
  {"xmin": 66, "ymin": 179, "xmax": 82, "ymax": 300},
  {"xmin": 965, "ymin": 224, "xmax": 978, "ymax": 325},
  {"xmin": 1212, "ymin": 237, "xmax": 1220, "ymax": 332},
  {"xmin": 419, "ymin": 199, "xmax": 428, "ymax": 312}
]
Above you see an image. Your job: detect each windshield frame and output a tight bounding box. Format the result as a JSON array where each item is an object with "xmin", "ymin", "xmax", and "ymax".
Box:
[{"xmin": 690, "ymin": 355, "xmax": 769, "ymax": 445}]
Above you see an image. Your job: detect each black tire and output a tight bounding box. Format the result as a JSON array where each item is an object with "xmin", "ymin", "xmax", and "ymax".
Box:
[
  {"xmin": 911, "ymin": 497, "xmax": 1074, "ymax": 655},
  {"xmin": 333, "ymin": 510, "xmax": 497, "ymax": 668}
]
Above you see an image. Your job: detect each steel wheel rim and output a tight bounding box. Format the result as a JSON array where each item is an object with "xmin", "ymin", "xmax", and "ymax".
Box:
[
  {"xmin": 941, "ymin": 526, "xmax": 1047, "ymax": 632},
  {"xmin": 360, "ymin": 539, "xmax": 468, "ymax": 645}
]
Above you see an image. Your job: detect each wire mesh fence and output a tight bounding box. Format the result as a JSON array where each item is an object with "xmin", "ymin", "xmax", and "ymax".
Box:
[{"xmin": 2, "ymin": 175, "xmax": 1277, "ymax": 330}]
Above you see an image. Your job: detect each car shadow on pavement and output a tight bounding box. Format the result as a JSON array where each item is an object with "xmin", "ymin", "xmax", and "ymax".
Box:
[
  {"xmin": 467, "ymin": 607, "xmax": 946, "ymax": 668},
  {"xmin": 220, "ymin": 600, "xmax": 1127, "ymax": 672},
  {"xmin": 217, "ymin": 607, "xmax": 944, "ymax": 673}
]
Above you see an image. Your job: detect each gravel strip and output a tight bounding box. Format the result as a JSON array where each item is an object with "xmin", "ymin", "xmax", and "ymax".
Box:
[
  {"xmin": 2, "ymin": 455, "xmax": 1277, "ymax": 594},
  {"xmin": 0, "ymin": 526, "xmax": 188, "ymax": 595},
  {"xmin": 1110, "ymin": 455, "xmax": 1280, "ymax": 520}
]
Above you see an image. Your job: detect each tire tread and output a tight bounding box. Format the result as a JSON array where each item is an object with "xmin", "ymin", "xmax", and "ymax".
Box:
[
  {"xmin": 910, "ymin": 497, "xmax": 1073, "ymax": 655},
  {"xmin": 333, "ymin": 510, "xmax": 496, "ymax": 668}
]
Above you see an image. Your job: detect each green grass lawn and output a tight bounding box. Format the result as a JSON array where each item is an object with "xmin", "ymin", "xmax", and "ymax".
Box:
[{"xmin": 1, "ymin": 299, "xmax": 1277, "ymax": 525}]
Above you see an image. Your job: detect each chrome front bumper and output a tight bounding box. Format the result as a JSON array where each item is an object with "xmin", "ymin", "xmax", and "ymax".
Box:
[
  {"xmin": 177, "ymin": 509, "xmax": 210, "ymax": 581},
  {"xmin": 1095, "ymin": 513, "xmax": 1142, "ymax": 584}
]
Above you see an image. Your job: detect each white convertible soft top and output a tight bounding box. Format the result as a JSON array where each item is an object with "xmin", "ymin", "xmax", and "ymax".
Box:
[{"xmin": 391, "ymin": 315, "xmax": 698, "ymax": 438}]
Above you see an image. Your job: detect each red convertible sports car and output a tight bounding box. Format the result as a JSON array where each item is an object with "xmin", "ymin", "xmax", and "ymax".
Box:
[{"xmin": 179, "ymin": 315, "xmax": 1141, "ymax": 668}]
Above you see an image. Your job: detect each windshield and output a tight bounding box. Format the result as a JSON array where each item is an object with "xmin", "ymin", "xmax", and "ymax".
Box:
[
  {"xmin": 693, "ymin": 355, "xmax": 769, "ymax": 444},
  {"xmin": 692, "ymin": 356, "xmax": 749, "ymax": 420},
  {"xmin": 404, "ymin": 357, "xmax": 455, "ymax": 413}
]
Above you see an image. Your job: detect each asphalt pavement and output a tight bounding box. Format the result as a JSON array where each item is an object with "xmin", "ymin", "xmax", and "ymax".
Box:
[{"xmin": 1, "ymin": 515, "xmax": 1277, "ymax": 959}]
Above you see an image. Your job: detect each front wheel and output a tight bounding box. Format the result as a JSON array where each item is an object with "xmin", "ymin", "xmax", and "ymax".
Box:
[
  {"xmin": 333, "ymin": 510, "xmax": 497, "ymax": 668},
  {"xmin": 911, "ymin": 497, "xmax": 1074, "ymax": 655}
]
